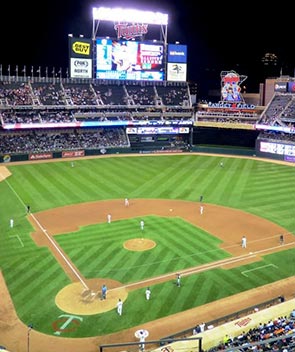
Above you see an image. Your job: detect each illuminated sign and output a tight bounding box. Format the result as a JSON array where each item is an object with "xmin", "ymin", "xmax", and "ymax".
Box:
[
  {"xmin": 69, "ymin": 37, "xmax": 93, "ymax": 79},
  {"xmin": 96, "ymin": 38, "xmax": 164, "ymax": 81},
  {"xmin": 167, "ymin": 63, "xmax": 187, "ymax": 82},
  {"xmin": 167, "ymin": 44, "xmax": 187, "ymax": 63},
  {"xmin": 220, "ymin": 70, "xmax": 247, "ymax": 102},
  {"xmin": 69, "ymin": 37, "xmax": 92, "ymax": 58},
  {"xmin": 72, "ymin": 41, "xmax": 91, "ymax": 55},
  {"xmin": 114, "ymin": 23, "xmax": 148, "ymax": 40},
  {"xmin": 259, "ymin": 141, "xmax": 295, "ymax": 156},
  {"xmin": 70, "ymin": 58, "xmax": 92, "ymax": 79},
  {"xmin": 274, "ymin": 82, "xmax": 287, "ymax": 92},
  {"xmin": 287, "ymin": 82, "xmax": 295, "ymax": 93},
  {"xmin": 127, "ymin": 127, "xmax": 189, "ymax": 134}
]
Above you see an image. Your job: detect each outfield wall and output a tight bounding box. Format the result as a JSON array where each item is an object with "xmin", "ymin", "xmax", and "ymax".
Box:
[
  {"xmin": 0, "ymin": 147, "xmax": 133, "ymax": 164},
  {"xmin": 1, "ymin": 127, "xmax": 294, "ymax": 164},
  {"xmin": 0, "ymin": 145, "xmax": 252, "ymax": 164}
]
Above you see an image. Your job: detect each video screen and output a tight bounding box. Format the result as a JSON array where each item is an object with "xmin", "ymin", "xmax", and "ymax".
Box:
[{"xmin": 95, "ymin": 38, "xmax": 164, "ymax": 81}]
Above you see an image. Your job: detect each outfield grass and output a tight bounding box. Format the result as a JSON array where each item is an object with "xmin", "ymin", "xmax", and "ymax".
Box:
[{"xmin": 0, "ymin": 154, "xmax": 294, "ymax": 337}]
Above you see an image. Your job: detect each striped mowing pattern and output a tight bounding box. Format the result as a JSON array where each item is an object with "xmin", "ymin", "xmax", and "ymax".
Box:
[{"xmin": 0, "ymin": 154, "xmax": 294, "ymax": 336}]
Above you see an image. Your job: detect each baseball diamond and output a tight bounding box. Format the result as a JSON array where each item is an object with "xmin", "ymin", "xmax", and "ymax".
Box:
[{"xmin": 0, "ymin": 153, "xmax": 294, "ymax": 352}]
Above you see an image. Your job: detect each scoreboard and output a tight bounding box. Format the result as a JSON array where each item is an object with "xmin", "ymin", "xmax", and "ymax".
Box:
[
  {"xmin": 95, "ymin": 38, "xmax": 164, "ymax": 81},
  {"xmin": 259, "ymin": 141, "xmax": 295, "ymax": 156}
]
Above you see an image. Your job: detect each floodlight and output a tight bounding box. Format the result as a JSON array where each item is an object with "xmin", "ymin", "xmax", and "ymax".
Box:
[{"xmin": 92, "ymin": 7, "xmax": 168, "ymax": 25}]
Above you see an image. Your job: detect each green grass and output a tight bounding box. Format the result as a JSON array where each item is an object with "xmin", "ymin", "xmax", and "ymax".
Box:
[
  {"xmin": 55, "ymin": 216, "xmax": 229, "ymax": 281},
  {"xmin": 0, "ymin": 154, "xmax": 294, "ymax": 337}
]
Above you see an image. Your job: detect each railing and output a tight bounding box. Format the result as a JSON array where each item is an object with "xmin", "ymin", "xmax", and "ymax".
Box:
[
  {"xmin": 159, "ymin": 296, "xmax": 284, "ymax": 342},
  {"xmin": 99, "ymin": 337, "xmax": 203, "ymax": 352}
]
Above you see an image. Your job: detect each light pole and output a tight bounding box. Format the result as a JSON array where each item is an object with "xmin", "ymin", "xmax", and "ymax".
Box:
[{"xmin": 27, "ymin": 324, "xmax": 33, "ymax": 352}]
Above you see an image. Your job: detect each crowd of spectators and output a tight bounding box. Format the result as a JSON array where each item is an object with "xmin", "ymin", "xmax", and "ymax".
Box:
[
  {"xmin": 257, "ymin": 93, "xmax": 295, "ymax": 130},
  {"xmin": 2, "ymin": 78, "xmax": 295, "ymax": 155},
  {"xmin": 196, "ymin": 110, "xmax": 260, "ymax": 126},
  {"xmin": 257, "ymin": 131, "xmax": 295, "ymax": 145},
  {"xmin": 206, "ymin": 310, "xmax": 295, "ymax": 351},
  {"xmin": 0, "ymin": 80, "xmax": 193, "ymax": 125},
  {"xmin": 0, "ymin": 79, "xmax": 194, "ymax": 154},
  {"xmin": 0, "ymin": 128, "xmax": 129, "ymax": 155},
  {"xmin": 0, "ymin": 80, "xmax": 192, "ymax": 109}
]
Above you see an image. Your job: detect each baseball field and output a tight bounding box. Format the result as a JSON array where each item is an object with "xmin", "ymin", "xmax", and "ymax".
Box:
[{"xmin": 0, "ymin": 153, "xmax": 295, "ymax": 352}]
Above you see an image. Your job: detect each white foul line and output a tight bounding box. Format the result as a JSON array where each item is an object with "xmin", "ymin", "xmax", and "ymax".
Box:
[
  {"xmin": 30, "ymin": 214, "xmax": 89, "ymax": 290},
  {"xmin": 1, "ymin": 174, "xmax": 89, "ymax": 290},
  {"xmin": 0, "ymin": 174, "xmax": 27, "ymax": 209},
  {"xmin": 242, "ymin": 263, "xmax": 278, "ymax": 277}
]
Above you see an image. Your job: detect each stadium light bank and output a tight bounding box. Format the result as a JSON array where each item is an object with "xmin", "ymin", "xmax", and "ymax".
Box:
[{"xmin": 92, "ymin": 6, "xmax": 168, "ymax": 25}]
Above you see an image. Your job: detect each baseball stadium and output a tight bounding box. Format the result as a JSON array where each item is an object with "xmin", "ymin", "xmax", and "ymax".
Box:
[{"xmin": 1, "ymin": 6, "xmax": 295, "ymax": 352}]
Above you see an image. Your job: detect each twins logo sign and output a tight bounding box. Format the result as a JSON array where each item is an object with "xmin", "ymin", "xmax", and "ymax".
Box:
[{"xmin": 52, "ymin": 314, "xmax": 83, "ymax": 335}]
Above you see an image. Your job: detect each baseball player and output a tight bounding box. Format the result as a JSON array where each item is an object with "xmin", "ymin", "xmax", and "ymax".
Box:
[
  {"xmin": 145, "ymin": 287, "xmax": 151, "ymax": 300},
  {"xmin": 176, "ymin": 273, "xmax": 181, "ymax": 287},
  {"xmin": 200, "ymin": 205, "xmax": 204, "ymax": 215},
  {"xmin": 124, "ymin": 198, "xmax": 129, "ymax": 207},
  {"xmin": 139, "ymin": 330, "xmax": 146, "ymax": 351},
  {"xmin": 279, "ymin": 234, "xmax": 284, "ymax": 245},
  {"xmin": 241, "ymin": 235, "xmax": 247, "ymax": 248},
  {"xmin": 101, "ymin": 284, "xmax": 107, "ymax": 300},
  {"xmin": 140, "ymin": 220, "xmax": 144, "ymax": 230},
  {"xmin": 107, "ymin": 214, "xmax": 111, "ymax": 224},
  {"xmin": 117, "ymin": 298, "xmax": 123, "ymax": 315}
]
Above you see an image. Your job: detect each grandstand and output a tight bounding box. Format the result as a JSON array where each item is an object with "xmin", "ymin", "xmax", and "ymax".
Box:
[
  {"xmin": 0, "ymin": 78, "xmax": 193, "ymax": 159},
  {"xmin": 1, "ymin": 76, "xmax": 295, "ymax": 162}
]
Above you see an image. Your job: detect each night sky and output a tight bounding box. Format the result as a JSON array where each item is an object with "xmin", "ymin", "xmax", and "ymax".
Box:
[{"xmin": 1, "ymin": 0, "xmax": 294, "ymax": 97}]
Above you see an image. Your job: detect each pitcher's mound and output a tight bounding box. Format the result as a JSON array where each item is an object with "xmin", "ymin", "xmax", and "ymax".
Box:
[
  {"xmin": 124, "ymin": 238, "xmax": 156, "ymax": 251},
  {"xmin": 55, "ymin": 279, "xmax": 127, "ymax": 315}
]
